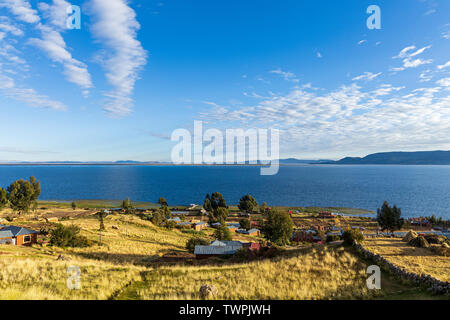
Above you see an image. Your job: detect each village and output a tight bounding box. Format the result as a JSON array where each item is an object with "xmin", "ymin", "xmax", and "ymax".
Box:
[{"xmin": 0, "ymin": 178, "xmax": 449, "ymax": 300}]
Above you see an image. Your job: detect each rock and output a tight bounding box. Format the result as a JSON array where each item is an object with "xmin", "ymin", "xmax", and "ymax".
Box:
[
  {"xmin": 111, "ymin": 226, "xmax": 119, "ymax": 230},
  {"xmin": 199, "ymin": 284, "xmax": 218, "ymax": 299},
  {"xmin": 57, "ymin": 254, "xmax": 70, "ymax": 261},
  {"xmin": 402, "ymin": 230, "xmax": 418, "ymax": 242}
]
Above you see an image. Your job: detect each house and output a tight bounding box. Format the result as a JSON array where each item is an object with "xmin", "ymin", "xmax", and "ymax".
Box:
[
  {"xmin": 176, "ymin": 221, "xmax": 192, "ymax": 229},
  {"xmin": 292, "ymin": 231, "xmax": 314, "ymax": 242},
  {"xmin": 236, "ymin": 228, "xmax": 260, "ymax": 236},
  {"xmin": 194, "ymin": 240, "xmax": 243, "ymax": 259},
  {"xmin": 238, "ymin": 212, "xmax": 250, "ymax": 218},
  {"xmin": 0, "ymin": 225, "xmax": 38, "ymax": 246},
  {"xmin": 211, "ymin": 222, "xmax": 222, "ymax": 228},
  {"xmin": 318, "ymin": 212, "xmax": 334, "ymax": 219},
  {"xmin": 227, "ymin": 225, "xmax": 238, "ymax": 232},
  {"xmin": 167, "ymin": 217, "xmax": 181, "ymax": 223},
  {"xmin": 242, "ymin": 242, "xmax": 261, "ymax": 251},
  {"xmin": 193, "ymin": 221, "xmax": 208, "ymax": 231}
]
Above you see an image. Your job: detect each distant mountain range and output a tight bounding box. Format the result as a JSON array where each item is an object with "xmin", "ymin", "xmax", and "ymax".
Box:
[
  {"xmin": 323, "ymin": 151, "xmax": 450, "ymax": 165},
  {"xmin": 1, "ymin": 151, "xmax": 449, "ymax": 165}
]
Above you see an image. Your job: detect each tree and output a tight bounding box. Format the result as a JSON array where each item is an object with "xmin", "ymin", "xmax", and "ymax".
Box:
[
  {"xmin": 71, "ymin": 202, "xmax": 77, "ymax": 210},
  {"xmin": 186, "ymin": 237, "xmax": 210, "ymax": 253},
  {"xmin": 121, "ymin": 197, "xmax": 133, "ymax": 214},
  {"xmin": 203, "ymin": 194, "xmax": 213, "ymax": 212},
  {"xmin": 214, "ymin": 226, "xmax": 232, "ymax": 241},
  {"xmin": 238, "ymin": 194, "xmax": 258, "ymax": 214},
  {"xmin": 152, "ymin": 209, "xmax": 166, "ymax": 226},
  {"xmin": 377, "ymin": 201, "xmax": 404, "ymax": 232},
  {"xmin": 50, "ymin": 224, "xmax": 91, "ymax": 248},
  {"xmin": 0, "ymin": 188, "xmax": 7, "ymax": 210},
  {"xmin": 259, "ymin": 202, "xmax": 268, "ymax": 214},
  {"xmin": 262, "ymin": 209, "xmax": 294, "ymax": 246},
  {"xmin": 239, "ymin": 218, "xmax": 251, "ymax": 230},
  {"xmin": 208, "ymin": 207, "xmax": 229, "ymax": 225},
  {"xmin": 7, "ymin": 177, "xmax": 41, "ymax": 215},
  {"xmin": 342, "ymin": 229, "xmax": 364, "ymax": 245},
  {"xmin": 208, "ymin": 192, "xmax": 227, "ymax": 210},
  {"xmin": 158, "ymin": 197, "xmax": 168, "ymax": 207}
]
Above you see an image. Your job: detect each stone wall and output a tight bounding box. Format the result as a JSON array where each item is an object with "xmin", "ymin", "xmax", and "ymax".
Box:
[{"xmin": 353, "ymin": 242, "xmax": 450, "ymax": 295}]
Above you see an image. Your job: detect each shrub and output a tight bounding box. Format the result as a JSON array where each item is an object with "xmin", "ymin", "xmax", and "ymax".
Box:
[
  {"xmin": 214, "ymin": 226, "xmax": 232, "ymax": 241},
  {"xmin": 165, "ymin": 220, "xmax": 177, "ymax": 230},
  {"xmin": 186, "ymin": 237, "xmax": 210, "ymax": 253},
  {"xmin": 50, "ymin": 224, "xmax": 91, "ymax": 248},
  {"xmin": 326, "ymin": 234, "xmax": 341, "ymax": 242},
  {"xmin": 342, "ymin": 229, "xmax": 364, "ymax": 245}
]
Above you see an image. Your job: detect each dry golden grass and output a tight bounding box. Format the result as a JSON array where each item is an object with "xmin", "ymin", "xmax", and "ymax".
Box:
[
  {"xmin": 120, "ymin": 246, "xmax": 378, "ymax": 300},
  {"xmin": 363, "ymin": 238, "xmax": 450, "ymax": 282}
]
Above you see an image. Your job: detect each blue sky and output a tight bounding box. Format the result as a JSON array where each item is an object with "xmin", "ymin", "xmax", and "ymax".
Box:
[{"xmin": 0, "ymin": 0, "xmax": 449, "ymax": 161}]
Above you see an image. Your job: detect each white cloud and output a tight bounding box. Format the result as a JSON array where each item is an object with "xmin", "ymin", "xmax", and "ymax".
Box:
[
  {"xmin": 392, "ymin": 45, "xmax": 433, "ymax": 71},
  {"xmin": 420, "ymin": 70, "xmax": 432, "ymax": 82},
  {"xmin": 316, "ymin": 52, "xmax": 322, "ymax": 58},
  {"xmin": 393, "ymin": 46, "xmax": 416, "ymax": 59},
  {"xmin": 436, "ymin": 77, "xmax": 450, "ymax": 87},
  {"xmin": 442, "ymin": 31, "xmax": 450, "ymax": 39},
  {"xmin": 269, "ymin": 69, "xmax": 299, "ymax": 82},
  {"xmin": 424, "ymin": 9, "xmax": 436, "ymax": 16},
  {"xmin": 352, "ymin": 72, "xmax": 382, "ymax": 81},
  {"xmin": 0, "ymin": 0, "xmax": 40, "ymax": 23},
  {"xmin": 437, "ymin": 61, "xmax": 450, "ymax": 70},
  {"xmin": 357, "ymin": 40, "xmax": 367, "ymax": 45},
  {"xmin": 0, "ymin": 68, "xmax": 67, "ymax": 110},
  {"xmin": 29, "ymin": 24, "xmax": 93, "ymax": 90},
  {"xmin": 403, "ymin": 58, "xmax": 433, "ymax": 68},
  {"xmin": 38, "ymin": 0, "xmax": 71, "ymax": 30},
  {"xmin": 199, "ymin": 76, "xmax": 450, "ymax": 156},
  {"xmin": 86, "ymin": 0, "xmax": 147, "ymax": 116}
]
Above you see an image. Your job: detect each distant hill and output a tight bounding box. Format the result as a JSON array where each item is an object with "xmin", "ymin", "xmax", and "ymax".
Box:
[
  {"xmin": 279, "ymin": 158, "xmax": 332, "ymax": 164},
  {"xmin": 325, "ymin": 151, "xmax": 450, "ymax": 165}
]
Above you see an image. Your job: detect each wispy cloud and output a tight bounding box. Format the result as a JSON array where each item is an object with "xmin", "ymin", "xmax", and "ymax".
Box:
[
  {"xmin": 269, "ymin": 69, "xmax": 299, "ymax": 82},
  {"xmin": 352, "ymin": 72, "xmax": 382, "ymax": 81},
  {"xmin": 357, "ymin": 40, "xmax": 367, "ymax": 45},
  {"xmin": 0, "ymin": 0, "xmax": 40, "ymax": 23},
  {"xmin": 437, "ymin": 61, "xmax": 450, "ymax": 70},
  {"xmin": 86, "ymin": 0, "xmax": 147, "ymax": 116},
  {"xmin": 0, "ymin": 69, "xmax": 67, "ymax": 110},
  {"xmin": 392, "ymin": 45, "xmax": 433, "ymax": 71}
]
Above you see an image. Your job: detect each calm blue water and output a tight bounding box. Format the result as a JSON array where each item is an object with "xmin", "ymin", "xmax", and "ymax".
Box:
[{"xmin": 0, "ymin": 165, "xmax": 449, "ymax": 219}]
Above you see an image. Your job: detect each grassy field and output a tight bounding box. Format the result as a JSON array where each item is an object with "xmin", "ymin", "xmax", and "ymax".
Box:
[
  {"xmin": 0, "ymin": 207, "xmax": 447, "ymax": 300},
  {"xmin": 363, "ymin": 238, "xmax": 450, "ymax": 282}
]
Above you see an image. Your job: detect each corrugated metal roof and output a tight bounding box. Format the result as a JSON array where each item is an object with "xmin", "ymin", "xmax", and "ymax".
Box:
[
  {"xmin": 0, "ymin": 225, "xmax": 38, "ymax": 238},
  {"xmin": 194, "ymin": 245, "xmax": 242, "ymax": 255}
]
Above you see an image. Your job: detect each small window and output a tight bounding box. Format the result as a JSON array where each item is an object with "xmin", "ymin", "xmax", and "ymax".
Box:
[{"xmin": 23, "ymin": 235, "xmax": 31, "ymax": 243}]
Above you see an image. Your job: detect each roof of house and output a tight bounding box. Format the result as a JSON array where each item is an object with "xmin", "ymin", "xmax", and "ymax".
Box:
[
  {"xmin": 177, "ymin": 222, "xmax": 192, "ymax": 226},
  {"xmin": 195, "ymin": 221, "xmax": 207, "ymax": 226},
  {"xmin": 210, "ymin": 240, "xmax": 243, "ymax": 246},
  {"xmin": 0, "ymin": 225, "xmax": 38, "ymax": 238},
  {"xmin": 194, "ymin": 245, "xmax": 242, "ymax": 255},
  {"xmin": 247, "ymin": 228, "xmax": 260, "ymax": 234}
]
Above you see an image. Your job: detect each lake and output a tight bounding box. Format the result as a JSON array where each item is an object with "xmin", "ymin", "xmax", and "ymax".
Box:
[{"xmin": 0, "ymin": 165, "xmax": 449, "ymax": 219}]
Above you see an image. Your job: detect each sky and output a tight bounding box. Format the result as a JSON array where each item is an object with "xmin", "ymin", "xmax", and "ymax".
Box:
[{"xmin": 0, "ymin": 0, "xmax": 449, "ymax": 162}]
